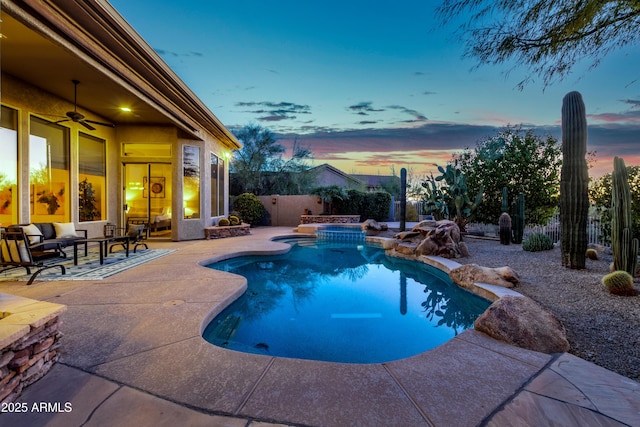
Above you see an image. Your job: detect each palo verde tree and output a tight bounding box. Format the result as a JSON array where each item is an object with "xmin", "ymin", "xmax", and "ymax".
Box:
[
  {"xmin": 454, "ymin": 126, "xmax": 562, "ymax": 225},
  {"xmin": 230, "ymin": 124, "xmax": 314, "ymax": 195},
  {"xmin": 437, "ymin": 1, "xmax": 640, "ymax": 88}
]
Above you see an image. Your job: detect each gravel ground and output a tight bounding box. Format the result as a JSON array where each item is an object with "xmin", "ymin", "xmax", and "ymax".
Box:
[{"xmin": 456, "ymin": 237, "xmax": 640, "ymax": 382}]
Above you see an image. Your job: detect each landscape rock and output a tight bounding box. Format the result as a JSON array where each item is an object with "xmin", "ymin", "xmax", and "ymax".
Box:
[
  {"xmin": 361, "ymin": 219, "xmax": 388, "ymax": 233},
  {"xmin": 449, "ymin": 263, "xmax": 520, "ymax": 289},
  {"xmin": 393, "ymin": 219, "xmax": 467, "ymax": 259},
  {"xmin": 474, "ymin": 295, "xmax": 570, "ymax": 354}
]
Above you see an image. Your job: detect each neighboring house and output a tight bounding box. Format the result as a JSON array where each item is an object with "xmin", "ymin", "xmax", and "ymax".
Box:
[
  {"xmin": 309, "ymin": 164, "xmax": 364, "ymax": 190},
  {"xmin": 350, "ymin": 173, "xmax": 402, "ymax": 196},
  {"xmin": 0, "ymin": 0, "xmax": 241, "ymax": 241}
]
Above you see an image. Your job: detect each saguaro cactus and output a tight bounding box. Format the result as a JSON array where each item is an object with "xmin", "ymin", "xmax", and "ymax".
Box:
[
  {"xmin": 611, "ymin": 156, "xmax": 639, "ymax": 276},
  {"xmin": 501, "ymin": 187, "xmax": 508, "ymax": 214},
  {"xmin": 560, "ymin": 91, "xmax": 589, "ymax": 269},
  {"xmin": 512, "ymin": 193, "xmax": 525, "ymax": 244}
]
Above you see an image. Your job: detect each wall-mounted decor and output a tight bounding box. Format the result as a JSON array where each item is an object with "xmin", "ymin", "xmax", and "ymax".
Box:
[{"xmin": 143, "ymin": 176, "xmax": 165, "ymax": 198}]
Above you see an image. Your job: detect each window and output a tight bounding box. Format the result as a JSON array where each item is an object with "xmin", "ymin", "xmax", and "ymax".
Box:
[
  {"xmin": 78, "ymin": 133, "xmax": 106, "ymax": 221},
  {"xmin": 0, "ymin": 105, "xmax": 18, "ymax": 225},
  {"xmin": 29, "ymin": 117, "xmax": 70, "ymax": 221},
  {"xmin": 183, "ymin": 146, "xmax": 200, "ymax": 219},
  {"xmin": 210, "ymin": 153, "xmax": 225, "ymax": 217}
]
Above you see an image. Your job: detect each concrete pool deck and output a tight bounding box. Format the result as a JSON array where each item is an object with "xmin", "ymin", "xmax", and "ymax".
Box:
[{"xmin": 1, "ymin": 227, "xmax": 638, "ymax": 427}]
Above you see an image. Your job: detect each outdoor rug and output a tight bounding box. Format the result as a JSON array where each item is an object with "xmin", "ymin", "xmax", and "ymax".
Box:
[{"xmin": 0, "ymin": 248, "xmax": 175, "ymax": 283}]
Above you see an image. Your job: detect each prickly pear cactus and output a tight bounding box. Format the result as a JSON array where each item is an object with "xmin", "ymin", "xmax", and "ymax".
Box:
[{"xmin": 560, "ymin": 91, "xmax": 589, "ymax": 269}]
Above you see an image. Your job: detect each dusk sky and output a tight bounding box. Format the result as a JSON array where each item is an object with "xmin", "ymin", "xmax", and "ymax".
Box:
[{"xmin": 109, "ymin": 0, "xmax": 639, "ymax": 178}]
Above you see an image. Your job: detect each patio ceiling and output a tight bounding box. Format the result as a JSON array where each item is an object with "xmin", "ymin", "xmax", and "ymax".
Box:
[{"xmin": 1, "ymin": 12, "xmax": 171, "ymax": 127}]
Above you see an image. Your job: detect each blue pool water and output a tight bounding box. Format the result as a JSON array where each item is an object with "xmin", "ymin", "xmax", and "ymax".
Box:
[{"xmin": 203, "ymin": 239, "xmax": 490, "ymax": 363}]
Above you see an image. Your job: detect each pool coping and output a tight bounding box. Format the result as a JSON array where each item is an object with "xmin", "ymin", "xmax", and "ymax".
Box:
[{"xmin": 1, "ymin": 226, "xmax": 638, "ymax": 427}]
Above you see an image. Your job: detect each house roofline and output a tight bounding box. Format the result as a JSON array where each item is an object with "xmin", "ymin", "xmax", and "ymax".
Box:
[{"xmin": 4, "ymin": 0, "xmax": 241, "ymax": 149}]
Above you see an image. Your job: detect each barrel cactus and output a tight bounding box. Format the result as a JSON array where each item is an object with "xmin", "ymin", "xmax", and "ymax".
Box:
[
  {"xmin": 602, "ymin": 271, "xmax": 637, "ymax": 296},
  {"xmin": 585, "ymin": 248, "xmax": 599, "ymax": 260},
  {"xmin": 228, "ymin": 215, "xmax": 240, "ymax": 225},
  {"xmin": 217, "ymin": 217, "xmax": 230, "ymax": 226},
  {"xmin": 522, "ymin": 232, "xmax": 554, "ymax": 252},
  {"xmin": 611, "ymin": 156, "xmax": 639, "ymax": 276},
  {"xmin": 499, "ymin": 212, "xmax": 512, "ymax": 245},
  {"xmin": 560, "ymin": 91, "xmax": 589, "ymax": 269}
]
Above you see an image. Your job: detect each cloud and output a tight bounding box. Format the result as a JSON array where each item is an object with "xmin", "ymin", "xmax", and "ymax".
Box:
[
  {"xmin": 235, "ymin": 101, "xmax": 311, "ymax": 121},
  {"xmin": 155, "ymin": 48, "xmax": 204, "ymax": 58},
  {"xmin": 273, "ymin": 120, "xmax": 640, "ymax": 177},
  {"xmin": 587, "ymin": 109, "xmax": 640, "ymax": 124},
  {"xmin": 620, "ymin": 99, "xmax": 640, "ymax": 108},
  {"xmin": 347, "ymin": 102, "xmax": 385, "ymax": 115},
  {"xmin": 386, "ymin": 105, "xmax": 428, "ymax": 122}
]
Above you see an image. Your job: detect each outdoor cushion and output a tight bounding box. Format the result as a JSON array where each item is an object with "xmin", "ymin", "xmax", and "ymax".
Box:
[
  {"xmin": 22, "ymin": 223, "xmax": 43, "ymax": 245},
  {"xmin": 1, "ymin": 239, "xmax": 29, "ymax": 262},
  {"xmin": 128, "ymin": 224, "xmax": 144, "ymax": 239},
  {"xmin": 53, "ymin": 222, "xmax": 79, "ymax": 238},
  {"xmin": 37, "ymin": 223, "xmax": 56, "ymax": 240}
]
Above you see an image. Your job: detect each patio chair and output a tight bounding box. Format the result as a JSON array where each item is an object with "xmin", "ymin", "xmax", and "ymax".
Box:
[
  {"xmin": 0, "ymin": 227, "xmax": 66, "ymax": 285},
  {"xmin": 109, "ymin": 223, "xmax": 148, "ymax": 254}
]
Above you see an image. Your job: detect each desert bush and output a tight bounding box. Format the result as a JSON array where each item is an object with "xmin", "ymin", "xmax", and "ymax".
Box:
[
  {"xmin": 522, "ymin": 232, "xmax": 554, "ymax": 252},
  {"xmin": 232, "ymin": 193, "xmax": 266, "ymax": 226}
]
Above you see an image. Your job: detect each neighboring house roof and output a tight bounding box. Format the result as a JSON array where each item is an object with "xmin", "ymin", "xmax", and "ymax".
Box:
[
  {"xmin": 1, "ymin": 0, "xmax": 240, "ymax": 149},
  {"xmin": 309, "ymin": 164, "xmax": 364, "ymax": 188}
]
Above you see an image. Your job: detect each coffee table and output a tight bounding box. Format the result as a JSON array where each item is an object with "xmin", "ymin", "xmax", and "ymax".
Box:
[{"xmin": 73, "ymin": 236, "xmax": 129, "ymax": 265}]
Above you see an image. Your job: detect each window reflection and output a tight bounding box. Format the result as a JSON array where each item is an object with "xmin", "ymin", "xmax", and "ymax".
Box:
[
  {"xmin": 0, "ymin": 105, "xmax": 18, "ymax": 225},
  {"xmin": 29, "ymin": 117, "xmax": 70, "ymax": 221},
  {"xmin": 78, "ymin": 133, "xmax": 105, "ymax": 221},
  {"xmin": 183, "ymin": 146, "xmax": 200, "ymax": 219}
]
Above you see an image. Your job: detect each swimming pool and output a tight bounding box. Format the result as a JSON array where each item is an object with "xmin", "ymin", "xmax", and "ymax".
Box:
[{"xmin": 203, "ymin": 239, "xmax": 490, "ymax": 363}]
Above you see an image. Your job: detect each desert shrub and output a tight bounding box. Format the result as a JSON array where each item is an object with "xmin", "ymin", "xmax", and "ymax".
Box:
[
  {"xmin": 602, "ymin": 271, "xmax": 637, "ymax": 296},
  {"xmin": 522, "ymin": 232, "xmax": 554, "ymax": 252},
  {"xmin": 332, "ymin": 189, "xmax": 391, "ymax": 221},
  {"xmin": 217, "ymin": 217, "xmax": 230, "ymax": 226},
  {"xmin": 232, "ymin": 193, "xmax": 266, "ymax": 226}
]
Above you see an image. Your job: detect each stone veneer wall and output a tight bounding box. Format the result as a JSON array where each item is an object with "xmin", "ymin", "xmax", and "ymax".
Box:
[
  {"xmin": 0, "ymin": 294, "xmax": 66, "ymax": 403},
  {"xmin": 204, "ymin": 224, "xmax": 251, "ymax": 239},
  {"xmin": 299, "ymin": 215, "xmax": 361, "ymax": 224}
]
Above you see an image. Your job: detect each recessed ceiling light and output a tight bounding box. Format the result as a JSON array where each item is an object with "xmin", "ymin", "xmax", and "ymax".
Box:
[{"xmin": 120, "ymin": 107, "xmax": 132, "ymax": 112}]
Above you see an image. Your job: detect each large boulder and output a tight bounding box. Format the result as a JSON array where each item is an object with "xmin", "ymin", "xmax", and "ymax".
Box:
[
  {"xmin": 449, "ymin": 263, "xmax": 520, "ymax": 289},
  {"xmin": 474, "ymin": 296, "xmax": 570, "ymax": 354},
  {"xmin": 393, "ymin": 219, "xmax": 467, "ymax": 258}
]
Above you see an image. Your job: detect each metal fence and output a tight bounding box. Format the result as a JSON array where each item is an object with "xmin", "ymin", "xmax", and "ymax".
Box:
[{"xmin": 393, "ymin": 203, "xmax": 610, "ymax": 247}]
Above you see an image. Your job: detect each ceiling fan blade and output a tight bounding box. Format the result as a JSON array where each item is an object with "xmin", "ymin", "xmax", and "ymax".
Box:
[
  {"xmin": 54, "ymin": 119, "xmax": 70, "ymax": 124},
  {"xmin": 79, "ymin": 121, "xmax": 96, "ymax": 131},
  {"xmin": 84, "ymin": 119, "xmax": 115, "ymax": 128}
]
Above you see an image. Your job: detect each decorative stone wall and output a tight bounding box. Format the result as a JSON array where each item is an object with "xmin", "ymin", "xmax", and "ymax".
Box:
[
  {"xmin": 204, "ymin": 224, "xmax": 251, "ymax": 239},
  {"xmin": 0, "ymin": 294, "xmax": 66, "ymax": 403},
  {"xmin": 300, "ymin": 215, "xmax": 361, "ymax": 224}
]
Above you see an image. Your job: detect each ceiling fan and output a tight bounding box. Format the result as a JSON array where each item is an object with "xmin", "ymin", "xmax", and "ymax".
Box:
[{"xmin": 56, "ymin": 80, "xmax": 115, "ymax": 130}]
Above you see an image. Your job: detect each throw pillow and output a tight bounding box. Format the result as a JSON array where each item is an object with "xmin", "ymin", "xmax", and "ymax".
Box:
[
  {"xmin": 127, "ymin": 224, "xmax": 144, "ymax": 239},
  {"xmin": 53, "ymin": 222, "xmax": 79, "ymax": 239},
  {"xmin": 21, "ymin": 223, "xmax": 43, "ymax": 245}
]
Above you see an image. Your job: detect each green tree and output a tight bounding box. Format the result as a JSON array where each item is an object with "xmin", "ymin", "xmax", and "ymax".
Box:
[
  {"xmin": 230, "ymin": 125, "xmax": 314, "ymax": 195},
  {"xmin": 454, "ymin": 127, "xmax": 562, "ymax": 225},
  {"xmin": 437, "ymin": 1, "xmax": 640, "ymax": 88},
  {"xmin": 590, "ymin": 165, "xmax": 640, "ymax": 242},
  {"xmin": 310, "ymin": 185, "xmax": 348, "ymax": 215}
]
